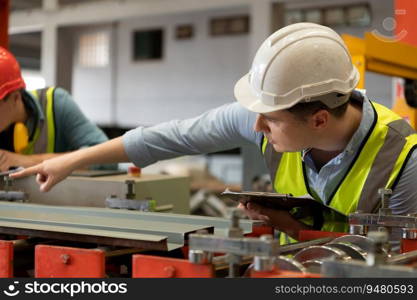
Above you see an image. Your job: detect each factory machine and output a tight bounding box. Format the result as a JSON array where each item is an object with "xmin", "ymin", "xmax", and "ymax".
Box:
[
  {"xmin": 137, "ymin": 192, "xmax": 417, "ymax": 278},
  {"xmin": 0, "ymin": 170, "xmax": 267, "ymax": 278},
  {"xmin": 1, "ymin": 169, "xmax": 417, "ymax": 278}
]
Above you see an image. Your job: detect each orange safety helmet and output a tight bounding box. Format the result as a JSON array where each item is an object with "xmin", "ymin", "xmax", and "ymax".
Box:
[{"xmin": 0, "ymin": 47, "xmax": 26, "ymax": 100}]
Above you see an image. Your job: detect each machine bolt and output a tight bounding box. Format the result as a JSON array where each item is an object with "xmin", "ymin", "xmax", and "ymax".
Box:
[
  {"xmin": 163, "ymin": 266, "xmax": 176, "ymax": 278},
  {"xmin": 189, "ymin": 249, "xmax": 212, "ymax": 265},
  {"xmin": 227, "ymin": 253, "xmax": 242, "ymax": 278},
  {"xmin": 253, "ymin": 256, "xmax": 274, "ymax": 272},
  {"xmin": 125, "ymin": 180, "xmax": 136, "ymax": 200},
  {"xmin": 368, "ymin": 230, "xmax": 388, "ymax": 243},
  {"xmin": 252, "ymin": 235, "xmax": 275, "ymax": 272},
  {"xmin": 366, "ymin": 231, "xmax": 388, "ymax": 266},
  {"xmin": 378, "ymin": 188, "xmax": 392, "ymax": 215},
  {"xmin": 231, "ymin": 209, "xmax": 240, "ymax": 228},
  {"xmin": 61, "ymin": 254, "xmax": 71, "ymax": 265},
  {"xmin": 260, "ymin": 234, "xmax": 273, "ymax": 242},
  {"xmin": 3, "ymin": 176, "xmax": 13, "ymax": 191},
  {"xmin": 378, "ymin": 188, "xmax": 393, "ymax": 207},
  {"xmin": 227, "ymin": 209, "xmax": 243, "ymax": 238},
  {"xmin": 349, "ymin": 224, "xmax": 367, "ymax": 235}
]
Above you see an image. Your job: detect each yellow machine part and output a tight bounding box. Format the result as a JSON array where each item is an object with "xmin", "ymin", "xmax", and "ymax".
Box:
[{"xmin": 343, "ymin": 33, "xmax": 417, "ymax": 129}]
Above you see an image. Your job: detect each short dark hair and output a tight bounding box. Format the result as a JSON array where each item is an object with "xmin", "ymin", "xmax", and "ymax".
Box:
[
  {"xmin": 286, "ymin": 100, "xmax": 349, "ymax": 121},
  {"xmin": 2, "ymin": 93, "xmax": 11, "ymax": 102},
  {"xmin": 2, "ymin": 89, "xmax": 24, "ymax": 102}
]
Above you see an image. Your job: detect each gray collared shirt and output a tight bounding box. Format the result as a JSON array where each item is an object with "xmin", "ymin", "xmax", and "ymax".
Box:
[
  {"xmin": 123, "ymin": 92, "xmax": 417, "ymax": 215},
  {"xmin": 301, "ymin": 92, "xmax": 375, "ymax": 204}
]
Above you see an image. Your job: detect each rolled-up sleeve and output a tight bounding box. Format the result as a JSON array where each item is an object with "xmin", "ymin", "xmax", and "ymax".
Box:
[{"xmin": 122, "ymin": 102, "xmax": 261, "ymax": 167}]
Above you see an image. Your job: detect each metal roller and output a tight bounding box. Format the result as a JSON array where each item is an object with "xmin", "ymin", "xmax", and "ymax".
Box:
[
  {"xmin": 301, "ymin": 259, "xmax": 323, "ymax": 274},
  {"xmin": 275, "ymin": 256, "xmax": 307, "ymax": 273},
  {"xmin": 293, "ymin": 245, "xmax": 350, "ymax": 263},
  {"xmin": 331, "ymin": 234, "xmax": 374, "ymax": 252},
  {"xmin": 293, "ymin": 245, "xmax": 350, "ymax": 273},
  {"xmin": 326, "ymin": 242, "xmax": 367, "ymax": 261}
]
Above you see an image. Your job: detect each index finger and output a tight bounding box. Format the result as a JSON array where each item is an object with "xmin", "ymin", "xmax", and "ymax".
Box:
[{"xmin": 9, "ymin": 165, "xmax": 42, "ymax": 179}]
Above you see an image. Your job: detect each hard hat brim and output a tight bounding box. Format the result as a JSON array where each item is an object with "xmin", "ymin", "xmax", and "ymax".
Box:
[{"xmin": 234, "ymin": 73, "xmax": 292, "ymax": 114}]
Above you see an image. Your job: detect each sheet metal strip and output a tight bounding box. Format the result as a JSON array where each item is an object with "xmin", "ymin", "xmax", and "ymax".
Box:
[{"xmin": 0, "ymin": 202, "xmax": 216, "ymax": 251}]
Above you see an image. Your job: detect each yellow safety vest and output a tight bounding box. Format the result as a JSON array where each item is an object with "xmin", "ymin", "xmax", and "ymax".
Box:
[
  {"xmin": 23, "ymin": 87, "xmax": 56, "ymax": 154},
  {"xmin": 262, "ymin": 101, "xmax": 417, "ymax": 244}
]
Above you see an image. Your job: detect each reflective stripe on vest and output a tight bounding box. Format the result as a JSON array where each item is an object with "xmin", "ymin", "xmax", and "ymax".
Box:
[
  {"xmin": 26, "ymin": 87, "xmax": 56, "ymax": 154},
  {"xmin": 262, "ymin": 101, "xmax": 417, "ymax": 241}
]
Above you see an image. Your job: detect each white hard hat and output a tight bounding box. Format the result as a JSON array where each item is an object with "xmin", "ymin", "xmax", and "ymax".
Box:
[{"xmin": 234, "ymin": 23, "xmax": 360, "ymax": 113}]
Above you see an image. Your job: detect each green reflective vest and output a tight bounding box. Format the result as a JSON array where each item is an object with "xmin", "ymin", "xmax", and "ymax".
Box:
[
  {"xmin": 23, "ymin": 87, "xmax": 56, "ymax": 154},
  {"xmin": 262, "ymin": 101, "xmax": 417, "ymax": 243}
]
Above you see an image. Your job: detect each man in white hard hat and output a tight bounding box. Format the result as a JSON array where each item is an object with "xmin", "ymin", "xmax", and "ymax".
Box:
[{"xmin": 12, "ymin": 23, "xmax": 417, "ymax": 242}]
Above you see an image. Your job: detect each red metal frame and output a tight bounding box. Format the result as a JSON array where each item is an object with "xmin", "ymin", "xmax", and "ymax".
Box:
[
  {"xmin": 35, "ymin": 245, "xmax": 105, "ymax": 278},
  {"xmin": 132, "ymin": 254, "xmax": 214, "ymax": 278},
  {"xmin": 250, "ymin": 267, "xmax": 320, "ymax": 278},
  {"xmin": 396, "ymin": 0, "xmax": 417, "ymax": 46},
  {"xmin": 0, "ymin": 240, "xmax": 13, "ymax": 278},
  {"xmin": 0, "ymin": 0, "xmax": 9, "ymax": 49},
  {"xmin": 298, "ymin": 230, "xmax": 347, "ymax": 242},
  {"xmin": 401, "ymin": 239, "xmax": 417, "ymax": 253}
]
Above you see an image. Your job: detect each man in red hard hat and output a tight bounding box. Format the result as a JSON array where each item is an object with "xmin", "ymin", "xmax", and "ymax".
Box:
[{"xmin": 0, "ymin": 46, "xmax": 108, "ymax": 171}]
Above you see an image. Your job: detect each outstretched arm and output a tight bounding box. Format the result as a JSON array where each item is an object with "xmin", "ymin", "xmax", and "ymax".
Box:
[
  {"xmin": 11, "ymin": 103, "xmax": 261, "ymax": 192},
  {"xmin": 0, "ymin": 150, "xmax": 64, "ymax": 172},
  {"xmin": 11, "ymin": 137, "xmax": 128, "ymax": 192}
]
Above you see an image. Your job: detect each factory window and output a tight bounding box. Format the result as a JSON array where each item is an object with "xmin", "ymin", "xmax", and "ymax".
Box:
[
  {"xmin": 285, "ymin": 4, "xmax": 371, "ymax": 27},
  {"xmin": 324, "ymin": 7, "xmax": 346, "ymax": 26},
  {"xmin": 210, "ymin": 16, "xmax": 250, "ymax": 36},
  {"xmin": 175, "ymin": 24, "xmax": 194, "ymax": 40},
  {"xmin": 347, "ymin": 5, "xmax": 371, "ymax": 26},
  {"xmin": 305, "ymin": 9, "xmax": 322, "ymax": 24},
  {"xmin": 78, "ymin": 31, "xmax": 110, "ymax": 67},
  {"xmin": 133, "ymin": 29, "xmax": 164, "ymax": 61},
  {"xmin": 285, "ymin": 10, "xmax": 304, "ymax": 25}
]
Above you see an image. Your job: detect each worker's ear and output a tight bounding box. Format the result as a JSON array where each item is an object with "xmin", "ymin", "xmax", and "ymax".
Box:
[{"xmin": 309, "ymin": 109, "xmax": 329, "ymax": 130}]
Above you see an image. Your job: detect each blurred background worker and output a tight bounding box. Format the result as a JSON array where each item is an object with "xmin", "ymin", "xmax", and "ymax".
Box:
[{"xmin": 0, "ymin": 46, "xmax": 108, "ymax": 172}]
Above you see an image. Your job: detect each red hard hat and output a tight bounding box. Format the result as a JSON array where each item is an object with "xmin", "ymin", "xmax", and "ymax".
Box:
[{"xmin": 0, "ymin": 47, "xmax": 26, "ymax": 100}]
